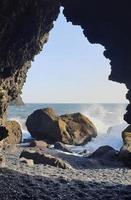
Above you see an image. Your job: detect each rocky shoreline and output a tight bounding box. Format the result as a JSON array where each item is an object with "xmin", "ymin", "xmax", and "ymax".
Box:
[
  {"xmin": 0, "ymin": 145, "xmax": 130, "ymax": 200},
  {"xmin": 0, "ymin": 107, "xmax": 130, "ymax": 199}
]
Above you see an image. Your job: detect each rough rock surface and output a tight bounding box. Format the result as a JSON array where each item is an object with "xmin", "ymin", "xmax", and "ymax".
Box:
[
  {"xmin": 20, "ymin": 150, "xmax": 72, "ymax": 169},
  {"xmin": 0, "ymin": 0, "xmax": 60, "ymax": 123},
  {"xmin": 87, "ymin": 146, "xmax": 120, "ymax": 167},
  {"xmin": 61, "ymin": 113, "xmax": 97, "ymax": 145},
  {"xmin": 61, "ymin": 0, "xmax": 131, "ymax": 124},
  {"xmin": 9, "ymin": 95, "xmax": 24, "ymax": 106},
  {"xmin": 26, "ymin": 108, "xmax": 97, "ymax": 145},
  {"xmin": 26, "ymin": 108, "xmax": 71, "ymax": 143},
  {"xmin": 0, "ymin": 0, "xmax": 130, "ymax": 165},
  {"xmin": 119, "ymin": 125, "xmax": 131, "ymax": 167},
  {"xmin": 3, "ymin": 121, "xmax": 22, "ymax": 145}
]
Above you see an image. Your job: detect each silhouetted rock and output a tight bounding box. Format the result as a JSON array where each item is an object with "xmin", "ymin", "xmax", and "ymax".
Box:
[
  {"xmin": 20, "ymin": 150, "xmax": 72, "ymax": 169},
  {"xmin": 88, "ymin": 146, "xmax": 118, "ymax": 161},
  {"xmin": 54, "ymin": 142, "xmax": 72, "ymax": 153},
  {"xmin": 26, "ymin": 108, "xmax": 97, "ymax": 145}
]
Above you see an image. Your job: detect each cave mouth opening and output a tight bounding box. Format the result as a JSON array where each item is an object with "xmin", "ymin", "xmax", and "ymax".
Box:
[
  {"xmin": 7, "ymin": 10, "xmax": 128, "ymax": 144},
  {"xmin": 21, "ymin": 10, "xmax": 127, "ymax": 104}
]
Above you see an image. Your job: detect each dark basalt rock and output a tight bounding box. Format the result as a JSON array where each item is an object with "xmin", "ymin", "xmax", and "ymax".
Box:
[
  {"xmin": 26, "ymin": 108, "xmax": 71, "ymax": 144},
  {"xmin": 26, "ymin": 108, "xmax": 97, "ymax": 145},
  {"xmin": 0, "ymin": 0, "xmax": 60, "ymax": 123},
  {"xmin": 61, "ymin": 0, "xmax": 131, "ymax": 124},
  {"xmin": 20, "ymin": 150, "xmax": 72, "ymax": 169},
  {"xmin": 88, "ymin": 146, "xmax": 118, "ymax": 161},
  {"xmin": 54, "ymin": 142, "xmax": 72, "ymax": 153},
  {"xmin": 0, "ymin": 0, "xmax": 130, "ymax": 164},
  {"xmin": 87, "ymin": 146, "xmax": 123, "ymax": 168}
]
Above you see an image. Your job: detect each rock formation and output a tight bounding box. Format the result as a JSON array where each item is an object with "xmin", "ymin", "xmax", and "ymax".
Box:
[
  {"xmin": 61, "ymin": 0, "xmax": 131, "ymax": 124},
  {"xmin": 3, "ymin": 121, "xmax": 22, "ymax": 144},
  {"xmin": 20, "ymin": 150, "xmax": 72, "ymax": 169},
  {"xmin": 9, "ymin": 95, "xmax": 24, "ymax": 106},
  {"xmin": 119, "ymin": 126, "xmax": 131, "ymax": 167},
  {"xmin": 26, "ymin": 108, "xmax": 97, "ymax": 145},
  {"xmin": 0, "ymin": 0, "xmax": 130, "ymax": 163},
  {"xmin": 0, "ymin": 0, "xmax": 60, "ymax": 125}
]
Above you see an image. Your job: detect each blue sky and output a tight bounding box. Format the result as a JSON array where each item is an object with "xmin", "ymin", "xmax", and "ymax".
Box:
[{"xmin": 22, "ymin": 10, "xmax": 127, "ymax": 103}]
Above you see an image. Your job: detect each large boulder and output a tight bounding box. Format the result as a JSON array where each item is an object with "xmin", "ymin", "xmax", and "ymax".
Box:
[
  {"xmin": 26, "ymin": 108, "xmax": 71, "ymax": 144},
  {"xmin": 88, "ymin": 146, "xmax": 118, "ymax": 161},
  {"xmin": 87, "ymin": 146, "xmax": 123, "ymax": 168},
  {"xmin": 119, "ymin": 125, "xmax": 131, "ymax": 168},
  {"xmin": 26, "ymin": 108, "xmax": 97, "ymax": 145},
  {"xmin": 3, "ymin": 121, "xmax": 22, "ymax": 144},
  {"xmin": 61, "ymin": 113, "xmax": 97, "ymax": 145}
]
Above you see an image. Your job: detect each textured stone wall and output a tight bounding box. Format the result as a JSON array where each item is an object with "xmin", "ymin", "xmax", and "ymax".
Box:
[
  {"xmin": 0, "ymin": 0, "xmax": 60, "ymax": 123},
  {"xmin": 0, "ymin": 0, "xmax": 131, "ymax": 126},
  {"xmin": 61, "ymin": 0, "xmax": 131, "ymax": 124}
]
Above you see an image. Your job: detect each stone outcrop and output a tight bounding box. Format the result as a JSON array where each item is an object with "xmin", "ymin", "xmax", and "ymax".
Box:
[
  {"xmin": 119, "ymin": 126, "xmax": 131, "ymax": 167},
  {"xmin": 20, "ymin": 150, "xmax": 72, "ymax": 169},
  {"xmin": 61, "ymin": 113, "xmax": 97, "ymax": 145},
  {"xmin": 0, "ymin": 0, "xmax": 60, "ymax": 124},
  {"xmin": 9, "ymin": 95, "xmax": 24, "ymax": 106},
  {"xmin": 3, "ymin": 121, "xmax": 22, "ymax": 145},
  {"xmin": 0, "ymin": 1, "xmax": 130, "ymax": 164},
  {"xmin": 26, "ymin": 108, "xmax": 97, "ymax": 145},
  {"xmin": 61, "ymin": 0, "xmax": 131, "ymax": 124}
]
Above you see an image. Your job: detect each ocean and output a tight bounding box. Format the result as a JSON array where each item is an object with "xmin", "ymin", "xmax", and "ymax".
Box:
[{"xmin": 8, "ymin": 103, "xmax": 128, "ymax": 154}]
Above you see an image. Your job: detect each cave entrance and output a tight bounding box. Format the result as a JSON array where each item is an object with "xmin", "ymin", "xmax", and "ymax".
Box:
[
  {"xmin": 22, "ymin": 10, "xmax": 127, "ymax": 104},
  {"xmin": 8, "ymin": 10, "xmax": 128, "ymax": 144}
]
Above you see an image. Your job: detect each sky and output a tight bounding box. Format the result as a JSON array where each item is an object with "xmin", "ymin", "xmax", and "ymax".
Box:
[{"xmin": 22, "ymin": 10, "xmax": 127, "ymax": 103}]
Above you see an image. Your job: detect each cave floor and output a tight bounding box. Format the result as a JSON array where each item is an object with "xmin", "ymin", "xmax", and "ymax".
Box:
[{"xmin": 0, "ymin": 146, "xmax": 130, "ymax": 200}]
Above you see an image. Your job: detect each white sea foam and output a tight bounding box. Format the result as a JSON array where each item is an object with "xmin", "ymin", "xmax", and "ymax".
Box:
[
  {"xmin": 69, "ymin": 104, "xmax": 127, "ymax": 154},
  {"xmin": 9, "ymin": 104, "xmax": 128, "ymax": 154}
]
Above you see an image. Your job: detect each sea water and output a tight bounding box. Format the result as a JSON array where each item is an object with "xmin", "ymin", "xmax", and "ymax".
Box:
[{"xmin": 8, "ymin": 103, "xmax": 128, "ymax": 154}]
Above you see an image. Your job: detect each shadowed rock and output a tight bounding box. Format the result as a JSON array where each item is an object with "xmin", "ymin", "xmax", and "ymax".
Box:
[
  {"xmin": 54, "ymin": 142, "xmax": 72, "ymax": 153},
  {"xmin": 26, "ymin": 108, "xmax": 97, "ymax": 145},
  {"xmin": 20, "ymin": 150, "xmax": 72, "ymax": 169},
  {"xmin": 119, "ymin": 125, "xmax": 131, "ymax": 168}
]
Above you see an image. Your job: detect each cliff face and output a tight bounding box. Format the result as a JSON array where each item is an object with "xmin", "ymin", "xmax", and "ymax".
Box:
[
  {"xmin": 9, "ymin": 95, "xmax": 24, "ymax": 106},
  {"xmin": 61, "ymin": 0, "xmax": 131, "ymax": 124},
  {"xmin": 0, "ymin": 0, "xmax": 60, "ymax": 123}
]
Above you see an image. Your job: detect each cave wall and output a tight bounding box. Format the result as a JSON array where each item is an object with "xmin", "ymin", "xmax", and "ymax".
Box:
[
  {"xmin": 61, "ymin": 0, "xmax": 131, "ymax": 124},
  {"xmin": 0, "ymin": 0, "xmax": 131, "ymax": 125},
  {"xmin": 0, "ymin": 0, "xmax": 60, "ymax": 124}
]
